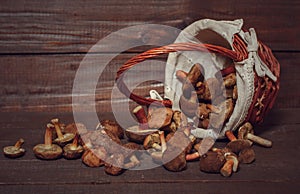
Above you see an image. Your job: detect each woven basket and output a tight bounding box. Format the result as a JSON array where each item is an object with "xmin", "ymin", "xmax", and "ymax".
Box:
[{"xmin": 116, "ymin": 19, "xmax": 280, "ymax": 139}]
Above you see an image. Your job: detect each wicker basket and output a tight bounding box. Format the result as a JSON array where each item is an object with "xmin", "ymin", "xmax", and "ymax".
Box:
[{"xmin": 116, "ymin": 19, "xmax": 280, "ymax": 139}]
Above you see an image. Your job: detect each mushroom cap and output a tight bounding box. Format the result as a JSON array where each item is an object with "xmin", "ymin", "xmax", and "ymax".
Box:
[
  {"xmin": 125, "ymin": 126, "xmax": 158, "ymax": 144},
  {"xmin": 99, "ymin": 119, "xmax": 124, "ymax": 139},
  {"xmin": 238, "ymin": 148, "xmax": 256, "ymax": 164},
  {"xmin": 199, "ymin": 151, "xmax": 226, "ymax": 173},
  {"xmin": 33, "ymin": 144, "xmax": 62, "ymax": 160},
  {"xmin": 179, "ymin": 94, "xmax": 198, "ymax": 117},
  {"xmin": 63, "ymin": 143, "xmax": 84, "ymax": 159},
  {"xmin": 226, "ymin": 139, "xmax": 252, "ymax": 154},
  {"xmin": 147, "ymin": 107, "xmax": 173, "ymax": 129},
  {"xmin": 3, "ymin": 146, "xmax": 25, "ymax": 158},
  {"xmin": 143, "ymin": 133, "xmax": 161, "ymax": 150},
  {"xmin": 163, "ymin": 145, "xmax": 187, "ymax": 172},
  {"xmin": 104, "ymin": 153, "xmax": 125, "ymax": 176},
  {"xmin": 81, "ymin": 147, "xmax": 106, "ymax": 167},
  {"xmin": 53, "ymin": 133, "xmax": 75, "ymax": 147}
]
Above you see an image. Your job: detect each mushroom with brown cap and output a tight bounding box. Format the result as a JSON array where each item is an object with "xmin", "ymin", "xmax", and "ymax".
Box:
[
  {"xmin": 199, "ymin": 151, "xmax": 226, "ymax": 173},
  {"xmin": 186, "ymin": 137, "xmax": 215, "ymax": 161},
  {"xmin": 147, "ymin": 107, "xmax": 173, "ymax": 129},
  {"xmin": 179, "ymin": 91, "xmax": 198, "ymax": 117},
  {"xmin": 143, "ymin": 133, "xmax": 161, "ymax": 150},
  {"xmin": 225, "ymin": 130, "xmax": 252, "ymax": 154},
  {"xmin": 132, "ymin": 105, "xmax": 149, "ymax": 129},
  {"xmin": 238, "ymin": 122, "xmax": 272, "ymax": 147},
  {"xmin": 104, "ymin": 153, "xmax": 125, "ymax": 176},
  {"xmin": 3, "ymin": 138, "xmax": 26, "ymax": 158},
  {"xmin": 51, "ymin": 118, "xmax": 75, "ymax": 147},
  {"xmin": 63, "ymin": 133, "xmax": 84, "ymax": 160},
  {"xmin": 220, "ymin": 152, "xmax": 239, "ymax": 177},
  {"xmin": 182, "ymin": 63, "xmax": 204, "ymax": 98},
  {"xmin": 33, "ymin": 123, "xmax": 62, "ymax": 160},
  {"xmin": 125, "ymin": 125, "xmax": 158, "ymax": 144},
  {"xmin": 96, "ymin": 119, "xmax": 124, "ymax": 139},
  {"xmin": 238, "ymin": 148, "xmax": 256, "ymax": 164},
  {"xmin": 82, "ymin": 146, "xmax": 107, "ymax": 167},
  {"xmin": 63, "ymin": 122, "xmax": 87, "ymax": 135}
]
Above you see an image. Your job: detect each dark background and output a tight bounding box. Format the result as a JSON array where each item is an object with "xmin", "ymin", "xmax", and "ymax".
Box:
[{"xmin": 0, "ymin": 0, "xmax": 299, "ymax": 193}]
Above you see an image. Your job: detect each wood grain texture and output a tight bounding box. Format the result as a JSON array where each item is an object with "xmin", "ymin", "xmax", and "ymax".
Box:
[
  {"xmin": 0, "ymin": 0, "xmax": 298, "ymax": 54},
  {"xmin": 0, "ymin": 112, "xmax": 299, "ymax": 194}
]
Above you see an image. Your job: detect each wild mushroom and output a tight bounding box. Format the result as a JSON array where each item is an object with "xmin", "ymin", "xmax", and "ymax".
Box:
[
  {"xmin": 104, "ymin": 153, "xmax": 125, "ymax": 176},
  {"xmin": 238, "ymin": 148, "xmax": 256, "ymax": 164},
  {"xmin": 179, "ymin": 91, "xmax": 198, "ymax": 117},
  {"xmin": 63, "ymin": 133, "xmax": 84, "ymax": 160},
  {"xmin": 223, "ymin": 73, "xmax": 236, "ymax": 88},
  {"xmin": 96, "ymin": 119, "xmax": 124, "ymax": 139},
  {"xmin": 122, "ymin": 142, "xmax": 142, "ymax": 169},
  {"xmin": 3, "ymin": 138, "xmax": 26, "ymax": 158},
  {"xmin": 33, "ymin": 123, "xmax": 62, "ymax": 160},
  {"xmin": 182, "ymin": 63, "xmax": 204, "ymax": 99},
  {"xmin": 199, "ymin": 151, "xmax": 225, "ymax": 173},
  {"xmin": 147, "ymin": 107, "xmax": 173, "ymax": 129},
  {"xmin": 125, "ymin": 125, "xmax": 158, "ymax": 144},
  {"xmin": 132, "ymin": 105, "xmax": 148, "ymax": 129},
  {"xmin": 51, "ymin": 118, "xmax": 75, "ymax": 147},
  {"xmin": 82, "ymin": 146, "xmax": 107, "ymax": 167},
  {"xmin": 143, "ymin": 133, "xmax": 161, "ymax": 150},
  {"xmin": 163, "ymin": 146, "xmax": 187, "ymax": 172},
  {"xmin": 225, "ymin": 131, "xmax": 252, "ymax": 154},
  {"xmin": 238, "ymin": 122, "xmax": 272, "ymax": 147},
  {"xmin": 220, "ymin": 152, "xmax": 239, "ymax": 177},
  {"xmin": 186, "ymin": 137, "xmax": 215, "ymax": 161}
]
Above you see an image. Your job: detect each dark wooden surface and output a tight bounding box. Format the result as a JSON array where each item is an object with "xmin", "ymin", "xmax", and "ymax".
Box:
[{"xmin": 0, "ymin": 0, "xmax": 299, "ymax": 193}]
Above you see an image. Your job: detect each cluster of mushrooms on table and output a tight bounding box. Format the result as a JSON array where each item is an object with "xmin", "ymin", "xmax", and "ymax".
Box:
[{"xmin": 2, "ymin": 63, "xmax": 273, "ymax": 177}]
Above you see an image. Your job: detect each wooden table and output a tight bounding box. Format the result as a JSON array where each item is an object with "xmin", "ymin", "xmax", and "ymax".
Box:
[{"xmin": 0, "ymin": 0, "xmax": 299, "ymax": 193}]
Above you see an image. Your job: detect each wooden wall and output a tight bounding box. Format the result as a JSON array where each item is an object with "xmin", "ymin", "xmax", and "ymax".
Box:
[{"xmin": 0, "ymin": 0, "xmax": 299, "ymax": 112}]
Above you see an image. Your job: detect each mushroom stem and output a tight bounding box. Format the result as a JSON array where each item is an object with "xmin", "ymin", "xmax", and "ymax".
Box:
[
  {"xmin": 246, "ymin": 133, "xmax": 272, "ymax": 147},
  {"xmin": 45, "ymin": 124, "xmax": 54, "ymax": 146},
  {"xmin": 186, "ymin": 152, "xmax": 200, "ymax": 161},
  {"xmin": 159, "ymin": 131, "xmax": 167, "ymax": 153},
  {"xmin": 69, "ymin": 133, "xmax": 80, "ymax": 150},
  {"xmin": 14, "ymin": 138, "xmax": 24, "ymax": 149},
  {"xmin": 51, "ymin": 118, "xmax": 64, "ymax": 139},
  {"xmin": 133, "ymin": 106, "xmax": 148, "ymax": 129},
  {"xmin": 220, "ymin": 159, "xmax": 234, "ymax": 177},
  {"xmin": 124, "ymin": 155, "xmax": 140, "ymax": 169},
  {"xmin": 225, "ymin": 130, "xmax": 237, "ymax": 142}
]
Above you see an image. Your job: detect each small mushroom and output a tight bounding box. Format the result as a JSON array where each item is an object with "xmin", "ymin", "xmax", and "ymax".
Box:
[
  {"xmin": 220, "ymin": 152, "xmax": 239, "ymax": 177},
  {"xmin": 143, "ymin": 133, "xmax": 161, "ymax": 150},
  {"xmin": 199, "ymin": 151, "xmax": 226, "ymax": 173},
  {"xmin": 238, "ymin": 122, "xmax": 272, "ymax": 147},
  {"xmin": 172, "ymin": 110, "xmax": 188, "ymax": 129},
  {"xmin": 33, "ymin": 124, "xmax": 62, "ymax": 160},
  {"xmin": 182, "ymin": 63, "xmax": 204, "ymax": 98},
  {"xmin": 225, "ymin": 130, "xmax": 252, "ymax": 154},
  {"xmin": 51, "ymin": 118, "xmax": 75, "ymax": 147},
  {"xmin": 132, "ymin": 105, "xmax": 149, "ymax": 129},
  {"xmin": 96, "ymin": 119, "xmax": 124, "ymax": 139},
  {"xmin": 3, "ymin": 138, "xmax": 26, "ymax": 158},
  {"xmin": 147, "ymin": 107, "xmax": 173, "ymax": 129},
  {"xmin": 63, "ymin": 133, "xmax": 84, "ymax": 159},
  {"xmin": 163, "ymin": 146, "xmax": 187, "ymax": 172},
  {"xmin": 122, "ymin": 142, "xmax": 142, "ymax": 169},
  {"xmin": 238, "ymin": 148, "xmax": 256, "ymax": 164},
  {"xmin": 104, "ymin": 153, "xmax": 125, "ymax": 176},
  {"xmin": 125, "ymin": 125, "xmax": 158, "ymax": 144},
  {"xmin": 186, "ymin": 137, "xmax": 215, "ymax": 161},
  {"xmin": 179, "ymin": 91, "xmax": 198, "ymax": 117},
  {"xmin": 82, "ymin": 146, "xmax": 107, "ymax": 167}
]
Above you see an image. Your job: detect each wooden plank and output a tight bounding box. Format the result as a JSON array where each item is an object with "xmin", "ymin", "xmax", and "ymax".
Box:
[
  {"xmin": 0, "ymin": 52, "xmax": 298, "ymax": 112},
  {"xmin": 0, "ymin": 0, "xmax": 299, "ymax": 53},
  {"xmin": 0, "ymin": 112, "xmax": 299, "ymax": 194}
]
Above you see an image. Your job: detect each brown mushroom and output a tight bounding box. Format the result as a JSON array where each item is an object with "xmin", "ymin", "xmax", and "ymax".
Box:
[
  {"xmin": 51, "ymin": 118, "xmax": 75, "ymax": 147},
  {"xmin": 3, "ymin": 138, "xmax": 26, "ymax": 158},
  {"xmin": 182, "ymin": 63, "xmax": 204, "ymax": 98},
  {"xmin": 163, "ymin": 146, "xmax": 187, "ymax": 172},
  {"xmin": 125, "ymin": 125, "xmax": 158, "ymax": 144},
  {"xmin": 96, "ymin": 119, "xmax": 124, "ymax": 139},
  {"xmin": 223, "ymin": 73, "xmax": 236, "ymax": 88},
  {"xmin": 238, "ymin": 122, "xmax": 272, "ymax": 147},
  {"xmin": 63, "ymin": 122, "xmax": 87, "ymax": 135},
  {"xmin": 82, "ymin": 146, "xmax": 107, "ymax": 167},
  {"xmin": 179, "ymin": 91, "xmax": 198, "ymax": 117},
  {"xmin": 186, "ymin": 137, "xmax": 215, "ymax": 161},
  {"xmin": 143, "ymin": 133, "xmax": 161, "ymax": 150},
  {"xmin": 123, "ymin": 142, "xmax": 142, "ymax": 169},
  {"xmin": 63, "ymin": 133, "xmax": 84, "ymax": 160},
  {"xmin": 33, "ymin": 123, "xmax": 62, "ymax": 160},
  {"xmin": 199, "ymin": 151, "xmax": 226, "ymax": 173},
  {"xmin": 238, "ymin": 148, "xmax": 256, "ymax": 164},
  {"xmin": 104, "ymin": 153, "xmax": 125, "ymax": 176},
  {"xmin": 220, "ymin": 152, "xmax": 239, "ymax": 177},
  {"xmin": 132, "ymin": 105, "xmax": 149, "ymax": 129},
  {"xmin": 147, "ymin": 107, "xmax": 173, "ymax": 129},
  {"xmin": 225, "ymin": 130, "xmax": 252, "ymax": 154}
]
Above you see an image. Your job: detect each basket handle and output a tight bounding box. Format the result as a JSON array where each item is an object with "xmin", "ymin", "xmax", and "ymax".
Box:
[{"xmin": 116, "ymin": 41, "xmax": 243, "ymax": 107}]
